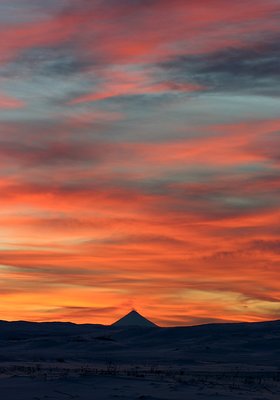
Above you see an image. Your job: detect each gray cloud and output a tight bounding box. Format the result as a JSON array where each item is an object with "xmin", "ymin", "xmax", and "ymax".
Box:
[
  {"xmin": 160, "ymin": 37, "xmax": 280, "ymax": 95},
  {"xmin": 0, "ymin": 44, "xmax": 94, "ymax": 81}
]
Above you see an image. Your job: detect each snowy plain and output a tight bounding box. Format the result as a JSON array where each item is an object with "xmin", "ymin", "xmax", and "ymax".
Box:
[{"xmin": 0, "ymin": 318, "xmax": 280, "ymax": 399}]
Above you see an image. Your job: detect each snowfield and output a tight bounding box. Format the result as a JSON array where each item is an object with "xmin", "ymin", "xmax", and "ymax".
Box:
[
  {"xmin": 0, "ymin": 318, "xmax": 280, "ymax": 399},
  {"xmin": 0, "ymin": 364, "xmax": 280, "ymax": 400}
]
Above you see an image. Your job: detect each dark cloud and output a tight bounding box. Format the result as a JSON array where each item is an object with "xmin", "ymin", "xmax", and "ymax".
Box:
[
  {"xmin": 248, "ymin": 132, "xmax": 280, "ymax": 163},
  {"xmin": 160, "ymin": 37, "xmax": 280, "ymax": 95},
  {"xmin": 83, "ymin": 233, "xmax": 188, "ymax": 247},
  {"xmin": 61, "ymin": 0, "xmax": 161, "ymax": 15},
  {"xmin": 1, "ymin": 45, "xmax": 92, "ymax": 78},
  {"xmin": 46, "ymin": 305, "xmax": 119, "ymax": 315},
  {"xmin": 249, "ymin": 240, "xmax": 280, "ymax": 254},
  {"xmin": 35, "ymin": 305, "xmax": 121, "ymax": 322},
  {"xmin": 0, "ymin": 139, "xmax": 131, "ymax": 167}
]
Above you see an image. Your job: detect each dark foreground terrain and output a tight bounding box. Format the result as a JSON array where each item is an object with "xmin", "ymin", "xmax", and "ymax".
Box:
[{"xmin": 0, "ymin": 319, "xmax": 280, "ymax": 399}]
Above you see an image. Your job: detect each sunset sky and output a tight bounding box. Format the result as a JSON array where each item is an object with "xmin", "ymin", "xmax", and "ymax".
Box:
[{"xmin": 0, "ymin": 0, "xmax": 280, "ymax": 326}]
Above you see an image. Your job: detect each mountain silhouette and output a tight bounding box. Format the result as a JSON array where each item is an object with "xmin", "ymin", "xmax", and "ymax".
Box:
[{"xmin": 112, "ymin": 310, "xmax": 157, "ymax": 328}]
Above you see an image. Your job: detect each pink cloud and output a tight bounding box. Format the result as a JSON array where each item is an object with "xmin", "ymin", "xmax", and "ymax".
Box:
[{"xmin": 0, "ymin": 92, "xmax": 25, "ymax": 109}]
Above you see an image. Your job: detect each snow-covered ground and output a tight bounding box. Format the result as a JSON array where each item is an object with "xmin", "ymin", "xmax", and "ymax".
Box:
[
  {"xmin": 0, "ymin": 363, "xmax": 280, "ymax": 399},
  {"xmin": 0, "ymin": 319, "xmax": 280, "ymax": 399}
]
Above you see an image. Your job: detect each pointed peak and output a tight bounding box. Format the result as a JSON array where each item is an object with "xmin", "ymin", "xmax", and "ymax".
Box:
[
  {"xmin": 127, "ymin": 309, "xmax": 141, "ymax": 316},
  {"xmin": 112, "ymin": 310, "xmax": 157, "ymax": 328}
]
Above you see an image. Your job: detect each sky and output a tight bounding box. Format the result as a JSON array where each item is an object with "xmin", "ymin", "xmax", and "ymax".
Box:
[{"xmin": 0, "ymin": 0, "xmax": 280, "ymax": 327}]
